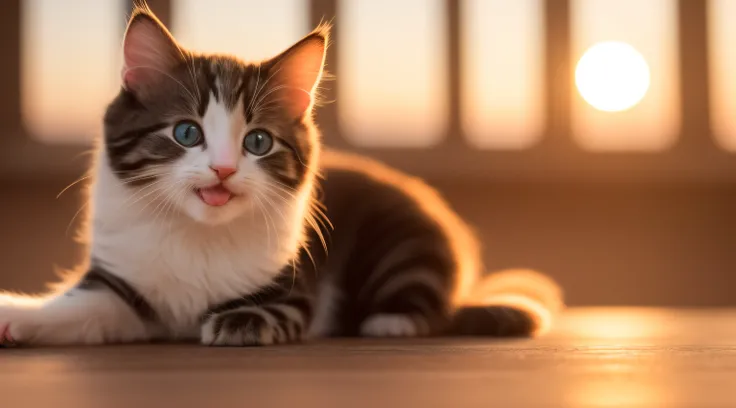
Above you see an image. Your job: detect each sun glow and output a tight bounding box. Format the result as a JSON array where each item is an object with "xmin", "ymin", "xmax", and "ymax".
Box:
[
  {"xmin": 575, "ymin": 41, "xmax": 650, "ymax": 112},
  {"xmin": 570, "ymin": 0, "xmax": 679, "ymax": 151}
]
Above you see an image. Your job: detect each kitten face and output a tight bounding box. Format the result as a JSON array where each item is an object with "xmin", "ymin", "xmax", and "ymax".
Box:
[{"xmin": 103, "ymin": 9, "xmax": 327, "ymax": 225}]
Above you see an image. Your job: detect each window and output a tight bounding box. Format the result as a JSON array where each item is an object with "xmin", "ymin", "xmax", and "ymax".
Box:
[
  {"xmin": 338, "ymin": 0, "xmax": 448, "ymax": 148},
  {"xmin": 171, "ymin": 0, "xmax": 309, "ymax": 62},
  {"xmin": 708, "ymin": 0, "xmax": 736, "ymax": 151},
  {"xmin": 461, "ymin": 0, "xmax": 545, "ymax": 150},
  {"xmin": 570, "ymin": 0, "xmax": 680, "ymax": 152},
  {"xmin": 21, "ymin": 0, "xmax": 125, "ymax": 143}
]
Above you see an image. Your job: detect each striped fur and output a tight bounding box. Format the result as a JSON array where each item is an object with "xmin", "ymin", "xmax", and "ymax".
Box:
[
  {"xmin": 302, "ymin": 151, "xmax": 564, "ymax": 338},
  {"xmin": 76, "ymin": 262, "xmax": 161, "ymax": 324},
  {"xmin": 201, "ymin": 268, "xmax": 314, "ymax": 346},
  {"xmin": 104, "ymin": 48, "xmax": 314, "ymax": 189},
  {"xmin": 0, "ymin": 5, "xmax": 562, "ymax": 348}
]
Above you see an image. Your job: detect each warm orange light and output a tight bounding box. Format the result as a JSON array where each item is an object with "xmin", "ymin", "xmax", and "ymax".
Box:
[
  {"xmin": 558, "ymin": 308, "xmax": 668, "ymax": 340},
  {"xmin": 708, "ymin": 0, "xmax": 736, "ymax": 150},
  {"xmin": 575, "ymin": 42, "xmax": 650, "ymax": 112},
  {"xmin": 22, "ymin": 0, "xmax": 124, "ymax": 143},
  {"xmin": 171, "ymin": 0, "xmax": 308, "ymax": 62},
  {"xmin": 567, "ymin": 379, "xmax": 668, "ymax": 407},
  {"xmin": 338, "ymin": 0, "xmax": 448, "ymax": 147},
  {"xmin": 571, "ymin": 0, "xmax": 679, "ymax": 151},
  {"xmin": 461, "ymin": 0, "xmax": 545, "ymax": 150}
]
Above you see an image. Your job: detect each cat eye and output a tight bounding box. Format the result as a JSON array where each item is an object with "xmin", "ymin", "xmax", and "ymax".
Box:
[
  {"xmin": 243, "ymin": 130, "xmax": 274, "ymax": 156},
  {"xmin": 173, "ymin": 121, "xmax": 204, "ymax": 147}
]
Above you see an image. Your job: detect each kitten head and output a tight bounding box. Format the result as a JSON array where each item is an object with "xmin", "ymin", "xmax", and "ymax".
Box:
[{"xmin": 102, "ymin": 7, "xmax": 328, "ymax": 226}]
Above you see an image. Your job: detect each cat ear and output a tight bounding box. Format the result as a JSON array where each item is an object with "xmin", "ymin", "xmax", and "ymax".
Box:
[
  {"xmin": 121, "ymin": 7, "xmax": 183, "ymax": 92},
  {"xmin": 264, "ymin": 25, "xmax": 329, "ymax": 118}
]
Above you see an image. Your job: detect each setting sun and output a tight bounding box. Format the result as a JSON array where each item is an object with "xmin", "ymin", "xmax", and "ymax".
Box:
[{"xmin": 575, "ymin": 41, "xmax": 650, "ymax": 112}]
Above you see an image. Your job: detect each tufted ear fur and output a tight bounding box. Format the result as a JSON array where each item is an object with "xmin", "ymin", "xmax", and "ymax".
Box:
[
  {"xmin": 262, "ymin": 25, "xmax": 329, "ymax": 118},
  {"xmin": 121, "ymin": 6, "xmax": 184, "ymax": 94}
]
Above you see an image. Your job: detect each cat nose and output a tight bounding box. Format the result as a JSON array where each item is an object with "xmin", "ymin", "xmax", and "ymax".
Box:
[{"xmin": 210, "ymin": 165, "xmax": 237, "ymax": 180}]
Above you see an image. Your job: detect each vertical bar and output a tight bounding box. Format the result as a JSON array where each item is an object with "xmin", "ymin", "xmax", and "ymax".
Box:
[
  {"xmin": 309, "ymin": 0, "xmax": 337, "ymax": 83},
  {"xmin": 570, "ymin": 0, "xmax": 680, "ymax": 152},
  {"xmin": 677, "ymin": 0, "xmax": 714, "ymax": 151},
  {"xmin": 1, "ymin": 0, "xmax": 21, "ymax": 138},
  {"xmin": 543, "ymin": 0, "xmax": 572, "ymax": 149},
  {"xmin": 708, "ymin": 0, "xmax": 736, "ymax": 151},
  {"xmin": 460, "ymin": 0, "xmax": 546, "ymax": 150},
  {"xmin": 309, "ymin": 0, "xmax": 344, "ymax": 147},
  {"xmin": 146, "ymin": 0, "xmax": 171, "ymax": 26},
  {"xmin": 335, "ymin": 0, "xmax": 448, "ymax": 147},
  {"xmin": 126, "ymin": 0, "xmax": 172, "ymax": 27},
  {"xmin": 445, "ymin": 0, "xmax": 463, "ymax": 147}
]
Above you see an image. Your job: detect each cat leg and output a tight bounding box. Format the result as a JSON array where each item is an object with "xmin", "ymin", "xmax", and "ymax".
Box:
[
  {"xmin": 0, "ymin": 290, "xmax": 151, "ymax": 347},
  {"xmin": 358, "ymin": 264, "xmax": 453, "ymax": 338},
  {"xmin": 201, "ymin": 295, "xmax": 313, "ymax": 347},
  {"xmin": 0, "ymin": 268, "xmax": 155, "ymax": 346},
  {"xmin": 201, "ymin": 277, "xmax": 313, "ymax": 347}
]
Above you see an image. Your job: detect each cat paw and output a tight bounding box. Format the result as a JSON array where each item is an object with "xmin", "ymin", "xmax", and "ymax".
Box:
[
  {"xmin": 201, "ymin": 308, "xmax": 289, "ymax": 347},
  {"xmin": 0, "ymin": 323, "xmax": 17, "ymax": 347},
  {"xmin": 0, "ymin": 305, "xmax": 24, "ymax": 347},
  {"xmin": 360, "ymin": 314, "xmax": 420, "ymax": 337}
]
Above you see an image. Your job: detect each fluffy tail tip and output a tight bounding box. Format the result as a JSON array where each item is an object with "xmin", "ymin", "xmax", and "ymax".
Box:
[{"xmin": 450, "ymin": 269, "xmax": 564, "ymax": 337}]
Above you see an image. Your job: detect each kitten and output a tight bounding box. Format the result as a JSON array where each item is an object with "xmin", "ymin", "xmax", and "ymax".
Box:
[{"xmin": 0, "ymin": 6, "xmax": 562, "ymax": 347}]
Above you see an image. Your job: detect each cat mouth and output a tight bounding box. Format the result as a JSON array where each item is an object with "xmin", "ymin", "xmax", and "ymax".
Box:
[{"xmin": 195, "ymin": 184, "xmax": 236, "ymax": 207}]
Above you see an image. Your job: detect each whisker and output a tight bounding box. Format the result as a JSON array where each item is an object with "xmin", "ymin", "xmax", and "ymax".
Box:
[
  {"xmin": 258, "ymin": 182, "xmax": 331, "ymax": 255},
  {"xmin": 165, "ymin": 184, "xmax": 190, "ymax": 234},
  {"xmin": 252, "ymin": 85, "xmax": 310, "ymax": 115},
  {"xmin": 57, "ymin": 175, "xmax": 91, "ymax": 199},
  {"xmin": 305, "ymin": 212, "xmax": 329, "ymax": 254},
  {"xmin": 308, "ymin": 209, "xmax": 333, "ymax": 238},
  {"xmin": 252, "ymin": 85, "xmax": 300, "ymax": 115},
  {"xmin": 117, "ymin": 178, "xmax": 171, "ymax": 211},
  {"xmin": 258, "ymin": 179, "xmax": 333, "ymax": 252},
  {"xmin": 118, "ymin": 172, "xmax": 169, "ymax": 186},
  {"xmin": 183, "ymin": 53, "xmax": 202, "ymax": 103},
  {"xmin": 65, "ymin": 201, "xmax": 90, "ymax": 237},
  {"xmin": 301, "ymin": 240, "xmax": 319, "ymax": 275},
  {"xmin": 309, "ymin": 202, "xmax": 334, "ymax": 231},
  {"xmin": 249, "ymin": 65, "xmax": 285, "ymax": 115},
  {"xmin": 245, "ymin": 63, "xmax": 263, "ymax": 115},
  {"xmin": 152, "ymin": 180, "xmax": 190, "ymax": 230},
  {"xmin": 257, "ymin": 189, "xmax": 289, "ymax": 224},
  {"xmin": 256, "ymin": 191, "xmax": 283, "ymax": 252},
  {"xmin": 149, "ymin": 181, "xmax": 184, "ymax": 226},
  {"xmin": 257, "ymin": 183, "xmax": 296, "ymax": 204},
  {"xmin": 140, "ymin": 179, "xmax": 188, "ymax": 218}
]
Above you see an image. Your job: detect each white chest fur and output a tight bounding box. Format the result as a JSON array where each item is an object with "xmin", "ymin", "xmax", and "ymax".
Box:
[{"xmin": 87, "ymin": 160, "xmax": 306, "ymax": 336}]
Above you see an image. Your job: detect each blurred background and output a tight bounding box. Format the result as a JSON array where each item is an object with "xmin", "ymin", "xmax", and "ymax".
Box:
[{"xmin": 0, "ymin": 0, "xmax": 734, "ymax": 306}]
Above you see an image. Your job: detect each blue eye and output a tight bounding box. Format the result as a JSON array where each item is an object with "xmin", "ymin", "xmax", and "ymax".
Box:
[
  {"xmin": 243, "ymin": 130, "xmax": 274, "ymax": 156},
  {"xmin": 173, "ymin": 121, "xmax": 203, "ymax": 147}
]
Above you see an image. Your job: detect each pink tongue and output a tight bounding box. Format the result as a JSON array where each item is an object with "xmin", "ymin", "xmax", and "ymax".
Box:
[{"xmin": 199, "ymin": 185, "xmax": 232, "ymax": 206}]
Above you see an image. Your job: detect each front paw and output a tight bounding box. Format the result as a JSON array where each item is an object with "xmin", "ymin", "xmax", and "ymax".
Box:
[
  {"xmin": 201, "ymin": 307, "xmax": 293, "ymax": 347},
  {"xmin": 0, "ymin": 307, "xmax": 27, "ymax": 347},
  {"xmin": 0, "ymin": 323, "xmax": 16, "ymax": 347}
]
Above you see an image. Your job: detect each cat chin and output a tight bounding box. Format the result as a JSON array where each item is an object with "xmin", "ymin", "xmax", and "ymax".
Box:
[{"xmin": 179, "ymin": 192, "xmax": 249, "ymax": 226}]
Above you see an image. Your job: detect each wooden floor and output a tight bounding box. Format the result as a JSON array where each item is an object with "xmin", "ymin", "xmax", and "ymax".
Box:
[{"xmin": 3, "ymin": 308, "xmax": 736, "ymax": 407}]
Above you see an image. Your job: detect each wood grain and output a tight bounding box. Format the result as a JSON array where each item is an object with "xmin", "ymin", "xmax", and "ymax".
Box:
[{"xmin": 2, "ymin": 308, "xmax": 736, "ymax": 407}]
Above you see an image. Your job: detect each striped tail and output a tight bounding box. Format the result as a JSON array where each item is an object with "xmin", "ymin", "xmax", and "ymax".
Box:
[{"xmin": 449, "ymin": 269, "xmax": 564, "ymax": 337}]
